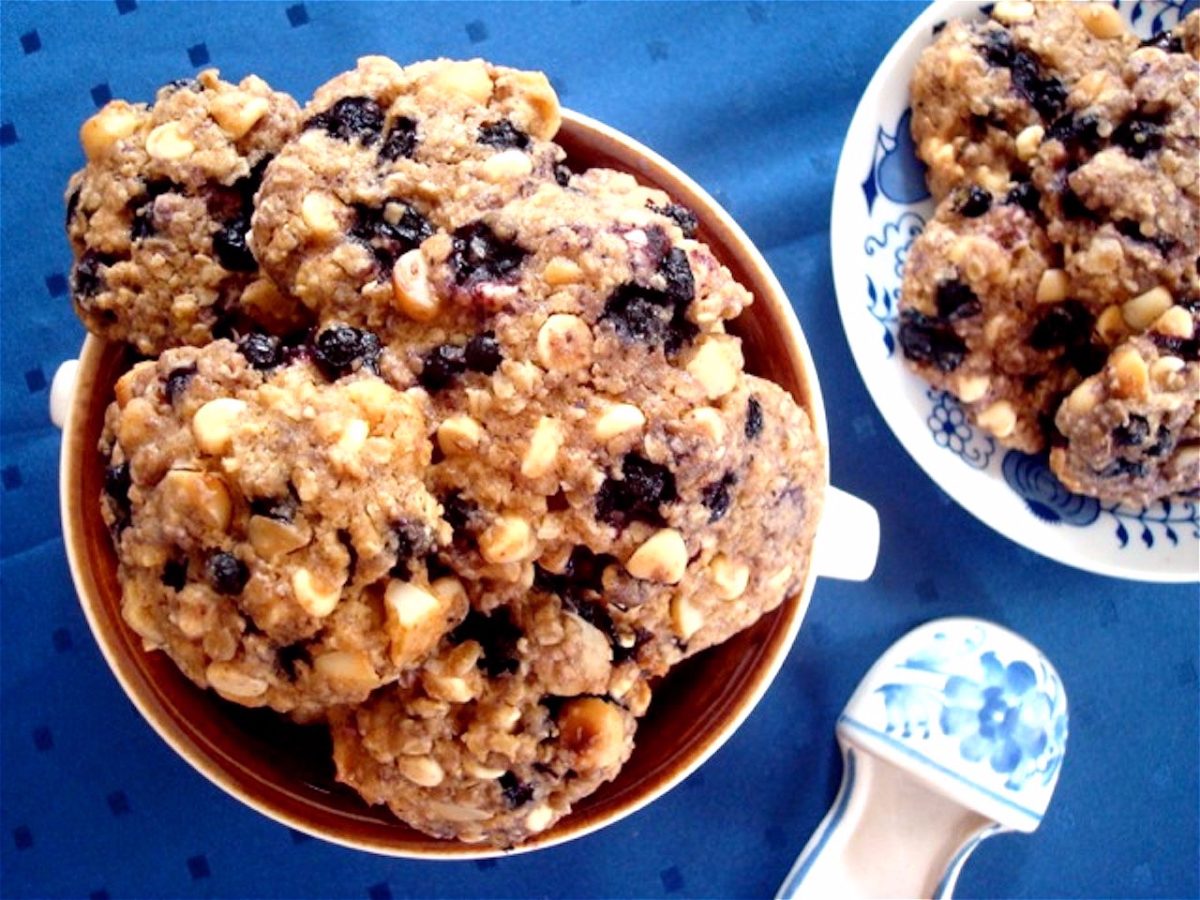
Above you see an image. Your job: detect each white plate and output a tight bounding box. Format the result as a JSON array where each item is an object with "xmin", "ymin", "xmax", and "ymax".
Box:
[{"xmin": 831, "ymin": 0, "xmax": 1199, "ymax": 583}]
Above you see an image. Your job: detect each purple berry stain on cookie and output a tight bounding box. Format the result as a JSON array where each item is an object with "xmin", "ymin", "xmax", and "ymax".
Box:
[
  {"xmin": 1145, "ymin": 425, "xmax": 1175, "ymax": 458},
  {"xmin": 1100, "ymin": 457, "xmax": 1149, "ymax": 479},
  {"xmin": 955, "ymin": 185, "xmax": 992, "ymax": 218},
  {"xmin": 350, "ymin": 202, "xmax": 434, "ymax": 274},
  {"xmin": 1029, "ymin": 301, "xmax": 1093, "ymax": 351},
  {"xmin": 477, "ymin": 120, "xmax": 530, "ymax": 151},
  {"xmin": 1047, "ymin": 113, "xmax": 1103, "ymax": 158},
  {"xmin": 237, "ymin": 333, "xmax": 283, "ymax": 370},
  {"xmin": 419, "ymin": 343, "xmax": 468, "ymax": 390},
  {"xmin": 379, "ymin": 116, "xmax": 418, "ymax": 162},
  {"xmin": 164, "ymin": 364, "xmax": 197, "ymax": 405},
  {"xmin": 305, "ymin": 96, "xmax": 385, "ymax": 145},
  {"xmin": 898, "ymin": 310, "xmax": 966, "ymax": 373},
  {"xmin": 1113, "ymin": 116, "xmax": 1165, "ymax": 161},
  {"xmin": 450, "ymin": 608, "xmax": 523, "ymax": 678},
  {"xmin": 1113, "ymin": 414, "xmax": 1150, "ymax": 447},
  {"xmin": 129, "ymin": 179, "xmax": 177, "ymax": 241},
  {"xmin": 499, "ymin": 772, "xmax": 534, "ymax": 808},
  {"xmin": 701, "ymin": 472, "xmax": 737, "ymax": 523},
  {"xmin": 745, "ymin": 396, "xmax": 764, "ymax": 439},
  {"xmin": 979, "ymin": 27, "xmax": 1066, "ymax": 121},
  {"xmin": 450, "ymin": 223, "xmax": 526, "ymax": 287},
  {"xmin": 206, "ymin": 551, "xmax": 249, "ymax": 595},
  {"xmin": 596, "ymin": 454, "xmax": 677, "ymax": 528},
  {"xmin": 648, "ymin": 202, "xmax": 699, "ymax": 238},
  {"xmin": 464, "ymin": 331, "xmax": 503, "ymax": 374},
  {"xmin": 313, "ymin": 325, "xmax": 382, "ymax": 379},
  {"xmin": 935, "ymin": 279, "xmax": 982, "ymax": 321}
]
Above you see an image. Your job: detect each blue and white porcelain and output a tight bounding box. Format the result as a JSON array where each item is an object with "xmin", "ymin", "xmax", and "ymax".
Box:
[
  {"xmin": 830, "ymin": 0, "xmax": 1199, "ymax": 582},
  {"xmin": 777, "ymin": 618, "xmax": 1067, "ymax": 899}
]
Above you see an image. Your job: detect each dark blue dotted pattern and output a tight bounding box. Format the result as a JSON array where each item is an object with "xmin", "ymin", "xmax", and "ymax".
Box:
[
  {"xmin": 45, "ymin": 273, "xmax": 68, "ymax": 297},
  {"xmin": 286, "ymin": 4, "xmax": 309, "ymax": 27},
  {"xmin": 90, "ymin": 83, "xmax": 113, "ymax": 107},
  {"xmin": 368, "ymin": 882, "xmax": 392, "ymax": 900},
  {"xmin": 187, "ymin": 42, "xmax": 209, "ymax": 67},
  {"xmin": 0, "ymin": 4, "xmax": 1196, "ymax": 899},
  {"xmin": 90, "ymin": 890, "xmax": 111, "ymax": 900},
  {"xmin": 25, "ymin": 367, "xmax": 47, "ymax": 392}
]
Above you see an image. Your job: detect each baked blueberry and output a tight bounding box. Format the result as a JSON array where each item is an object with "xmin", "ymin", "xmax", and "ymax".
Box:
[
  {"xmin": 237, "ymin": 332, "xmax": 283, "ymax": 370},
  {"xmin": 313, "ymin": 325, "xmax": 382, "ymax": 379},
  {"xmin": 898, "ymin": 310, "xmax": 966, "ymax": 373},
  {"xmin": 305, "ymin": 96, "xmax": 385, "ymax": 145},
  {"xmin": 164, "ymin": 364, "xmax": 197, "ymax": 405},
  {"xmin": 206, "ymin": 551, "xmax": 249, "ymax": 595}
]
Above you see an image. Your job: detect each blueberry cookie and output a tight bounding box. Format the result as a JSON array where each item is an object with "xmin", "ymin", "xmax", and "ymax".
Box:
[
  {"xmin": 911, "ymin": 1, "xmax": 1136, "ymax": 200},
  {"xmin": 100, "ymin": 334, "xmax": 455, "ymax": 719},
  {"xmin": 1051, "ymin": 304, "xmax": 1199, "ymax": 505},
  {"xmin": 1032, "ymin": 17, "xmax": 1200, "ymax": 307},
  {"xmin": 250, "ymin": 57, "xmax": 564, "ymax": 330},
  {"xmin": 330, "ymin": 593, "xmax": 640, "ymax": 846},
  {"xmin": 898, "ymin": 194, "xmax": 1104, "ymax": 452},
  {"xmin": 66, "ymin": 70, "xmax": 304, "ymax": 354}
]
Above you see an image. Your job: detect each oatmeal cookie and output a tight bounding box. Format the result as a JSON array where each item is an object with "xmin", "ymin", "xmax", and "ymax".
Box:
[
  {"xmin": 1032, "ymin": 16, "xmax": 1200, "ymax": 307},
  {"xmin": 100, "ymin": 335, "xmax": 455, "ymax": 719},
  {"xmin": 329, "ymin": 589, "xmax": 647, "ymax": 846},
  {"xmin": 1051, "ymin": 304, "xmax": 1199, "ymax": 504},
  {"xmin": 911, "ymin": 1, "xmax": 1136, "ymax": 200},
  {"xmin": 898, "ymin": 193, "xmax": 1105, "ymax": 452},
  {"xmin": 250, "ymin": 57, "xmax": 564, "ymax": 329},
  {"xmin": 66, "ymin": 70, "xmax": 304, "ymax": 354}
]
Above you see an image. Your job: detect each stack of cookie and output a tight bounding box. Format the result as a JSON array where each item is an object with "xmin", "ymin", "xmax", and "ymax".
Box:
[
  {"xmin": 67, "ymin": 58, "xmax": 823, "ymax": 846},
  {"xmin": 899, "ymin": 3, "xmax": 1199, "ymax": 506}
]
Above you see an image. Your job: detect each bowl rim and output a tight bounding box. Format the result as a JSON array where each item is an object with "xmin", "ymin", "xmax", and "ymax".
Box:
[
  {"xmin": 61, "ymin": 106, "xmax": 831, "ymax": 858},
  {"xmin": 829, "ymin": 0, "xmax": 1200, "ymax": 584}
]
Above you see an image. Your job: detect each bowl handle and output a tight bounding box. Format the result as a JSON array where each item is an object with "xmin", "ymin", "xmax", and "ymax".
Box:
[
  {"xmin": 50, "ymin": 358, "xmax": 80, "ymax": 429},
  {"xmin": 813, "ymin": 486, "xmax": 879, "ymax": 582}
]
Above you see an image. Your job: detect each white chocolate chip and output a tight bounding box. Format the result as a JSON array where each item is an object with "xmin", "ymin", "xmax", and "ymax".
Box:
[
  {"xmin": 976, "ymin": 400, "xmax": 1017, "ymax": 439},
  {"xmin": 313, "ymin": 649, "xmax": 377, "ymax": 687},
  {"xmin": 524, "ymin": 804, "xmax": 555, "ymax": 834},
  {"xmin": 145, "ymin": 121, "xmax": 195, "ymax": 160},
  {"xmin": 1122, "ymin": 287, "xmax": 1173, "ymax": 332},
  {"xmin": 247, "ymin": 515, "xmax": 311, "ymax": 560},
  {"xmin": 209, "ymin": 93, "xmax": 270, "ymax": 139},
  {"xmin": 479, "ymin": 516, "xmax": 535, "ymax": 564},
  {"xmin": 710, "ymin": 554, "xmax": 750, "ymax": 600},
  {"xmin": 1036, "ymin": 268, "xmax": 1069, "ymax": 304},
  {"xmin": 391, "ymin": 248, "xmax": 440, "ymax": 321},
  {"xmin": 1079, "ymin": 3, "xmax": 1127, "ymax": 39},
  {"xmin": 1065, "ymin": 380, "xmax": 1100, "ymax": 414},
  {"xmin": 463, "ymin": 760, "xmax": 507, "ymax": 779},
  {"xmin": 437, "ymin": 415, "xmax": 483, "ymax": 454},
  {"xmin": 160, "ymin": 469, "xmax": 232, "ymax": 532},
  {"xmin": 291, "ymin": 567, "xmax": 343, "ymax": 618},
  {"xmin": 480, "ymin": 148, "xmax": 533, "ymax": 183},
  {"xmin": 1096, "ymin": 305, "xmax": 1130, "ymax": 346},
  {"xmin": 205, "ymin": 662, "xmax": 268, "ymax": 700},
  {"xmin": 191, "ymin": 398, "xmax": 248, "ymax": 455},
  {"xmin": 1015, "ymin": 124, "xmax": 1045, "ymax": 161},
  {"xmin": 394, "ymin": 755, "xmax": 445, "ymax": 788},
  {"xmin": 625, "ymin": 528, "xmax": 688, "ymax": 584},
  {"xmin": 543, "ymin": 257, "xmax": 582, "ymax": 285},
  {"xmin": 955, "ymin": 373, "xmax": 991, "ymax": 404},
  {"xmin": 300, "ymin": 191, "xmax": 342, "ymax": 240},
  {"xmin": 670, "ymin": 594, "xmax": 705, "ymax": 641},
  {"xmin": 1151, "ymin": 306, "xmax": 1194, "ymax": 340},
  {"xmin": 1110, "ymin": 345, "xmax": 1149, "ymax": 399},
  {"xmin": 992, "ymin": 1, "xmax": 1034, "ymax": 23},
  {"xmin": 1150, "ymin": 356, "xmax": 1186, "ymax": 383},
  {"xmin": 385, "ymin": 580, "xmax": 440, "ymax": 628},
  {"xmin": 593, "ymin": 404, "xmax": 646, "ymax": 442},
  {"xmin": 686, "ymin": 339, "xmax": 743, "ymax": 400},
  {"xmin": 536, "ymin": 314, "xmax": 594, "ymax": 372},
  {"xmin": 423, "ymin": 672, "xmax": 475, "ymax": 704},
  {"xmin": 79, "ymin": 102, "xmax": 142, "ymax": 160},
  {"xmin": 430, "ymin": 60, "xmax": 494, "ymax": 103},
  {"xmin": 521, "ymin": 416, "xmax": 564, "ymax": 479}
]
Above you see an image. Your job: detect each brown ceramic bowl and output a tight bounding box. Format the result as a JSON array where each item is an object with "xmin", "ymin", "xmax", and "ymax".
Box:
[{"xmin": 57, "ymin": 109, "xmax": 872, "ymax": 857}]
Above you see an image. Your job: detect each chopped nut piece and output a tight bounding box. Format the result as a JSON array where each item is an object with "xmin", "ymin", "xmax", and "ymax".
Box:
[
  {"xmin": 1036, "ymin": 269, "xmax": 1069, "ymax": 305},
  {"xmin": 557, "ymin": 698, "xmax": 627, "ymax": 770},
  {"xmin": 80, "ymin": 102, "xmax": 142, "ymax": 160},
  {"xmin": 145, "ymin": 121, "xmax": 195, "ymax": 160},
  {"xmin": 593, "ymin": 403, "xmax": 646, "ymax": 442},
  {"xmin": 291, "ymin": 567, "xmax": 344, "ymax": 618},
  {"xmin": 209, "ymin": 93, "xmax": 270, "ymax": 139},
  {"xmin": 536, "ymin": 314, "xmax": 594, "ymax": 372},
  {"xmin": 521, "ymin": 416, "xmax": 564, "ymax": 479},
  {"xmin": 625, "ymin": 528, "xmax": 688, "ymax": 584},
  {"xmin": 1122, "ymin": 287, "xmax": 1173, "ymax": 332},
  {"xmin": 479, "ymin": 516, "xmax": 535, "ymax": 564},
  {"xmin": 438, "ymin": 415, "xmax": 483, "ymax": 454},
  {"xmin": 192, "ymin": 398, "xmax": 248, "ymax": 455}
]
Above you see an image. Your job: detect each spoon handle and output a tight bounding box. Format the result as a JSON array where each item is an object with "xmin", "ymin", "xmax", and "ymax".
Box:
[{"xmin": 776, "ymin": 745, "xmax": 997, "ymax": 900}]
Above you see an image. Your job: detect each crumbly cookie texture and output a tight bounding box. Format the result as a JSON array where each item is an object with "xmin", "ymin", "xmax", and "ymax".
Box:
[
  {"xmin": 911, "ymin": 1, "xmax": 1136, "ymax": 200},
  {"xmin": 66, "ymin": 70, "xmax": 305, "ymax": 354},
  {"xmin": 1051, "ymin": 307, "xmax": 1199, "ymax": 505},
  {"xmin": 250, "ymin": 57, "xmax": 565, "ymax": 329},
  {"xmin": 330, "ymin": 595, "xmax": 640, "ymax": 847},
  {"xmin": 898, "ymin": 196, "xmax": 1103, "ymax": 452},
  {"xmin": 100, "ymin": 337, "xmax": 453, "ymax": 720},
  {"xmin": 902, "ymin": 8, "xmax": 1200, "ymax": 503},
  {"xmin": 83, "ymin": 56, "xmax": 826, "ymax": 846}
]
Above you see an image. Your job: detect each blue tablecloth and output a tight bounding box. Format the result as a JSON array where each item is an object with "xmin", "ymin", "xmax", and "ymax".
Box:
[{"xmin": 2, "ymin": 2, "xmax": 1197, "ymax": 897}]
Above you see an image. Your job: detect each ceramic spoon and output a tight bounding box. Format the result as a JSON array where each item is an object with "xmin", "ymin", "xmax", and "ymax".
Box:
[{"xmin": 777, "ymin": 617, "xmax": 1068, "ymax": 899}]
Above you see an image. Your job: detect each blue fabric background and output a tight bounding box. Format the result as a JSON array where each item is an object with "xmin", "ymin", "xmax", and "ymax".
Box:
[{"xmin": 1, "ymin": 2, "xmax": 1197, "ymax": 897}]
